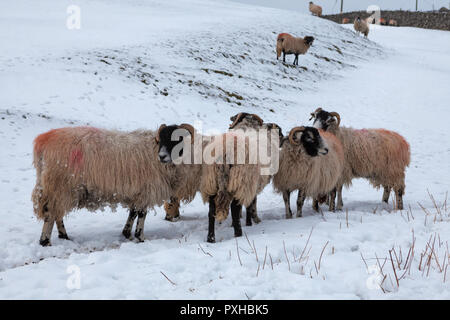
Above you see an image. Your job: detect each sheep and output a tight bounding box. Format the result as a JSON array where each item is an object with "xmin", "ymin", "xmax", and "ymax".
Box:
[
  {"xmin": 276, "ymin": 33, "xmax": 314, "ymax": 66},
  {"xmin": 310, "ymin": 108, "xmax": 410, "ymax": 210},
  {"xmin": 309, "ymin": 2, "xmax": 322, "ymax": 17},
  {"xmin": 156, "ymin": 125, "xmax": 268, "ymax": 243},
  {"xmin": 228, "ymin": 112, "xmax": 283, "ymax": 226},
  {"xmin": 31, "ymin": 126, "xmax": 176, "ymax": 246},
  {"xmin": 156, "ymin": 123, "xmax": 206, "ymax": 222},
  {"xmin": 389, "ymin": 19, "xmax": 399, "ymax": 27},
  {"xmin": 273, "ymin": 126, "xmax": 344, "ymax": 218},
  {"xmin": 380, "ymin": 18, "xmax": 387, "ymax": 25},
  {"xmin": 354, "ymin": 16, "xmax": 369, "ymax": 37},
  {"xmin": 342, "ymin": 18, "xmax": 350, "ymax": 24}
]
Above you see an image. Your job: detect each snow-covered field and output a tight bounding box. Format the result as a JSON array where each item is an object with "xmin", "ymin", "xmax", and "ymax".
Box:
[{"xmin": 0, "ymin": 0, "xmax": 449, "ymax": 299}]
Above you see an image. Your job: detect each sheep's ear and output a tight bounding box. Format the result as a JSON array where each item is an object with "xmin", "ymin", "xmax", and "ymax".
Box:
[{"xmin": 230, "ymin": 115, "xmax": 236, "ymax": 122}]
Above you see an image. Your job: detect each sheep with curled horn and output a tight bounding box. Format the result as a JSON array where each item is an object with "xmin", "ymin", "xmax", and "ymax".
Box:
[
  {"xmin": 273, "ymin": 126, "xmax": 344, "ymax": 218},
  {"xmin": 228, "ymin": 112, "xmax": 284, "ymax": 226},
  {"xmin": 310, "ymin": 108, "xmax": 410, "ymax": 210},
  {"xmin": 32, "ymin": 126, "xmax": 178, "ymax": 246},
  {"xmin": 156, "ymin": 123, "xmax": 209, "ymax": 222},
  {"xmin": 156, "ymin": 123, "xmax": 268, "ymax": 243}
]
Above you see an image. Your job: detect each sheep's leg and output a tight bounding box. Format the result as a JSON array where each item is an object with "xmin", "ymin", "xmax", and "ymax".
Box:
[
  {"xmin": 56, "ymin": 219, "xmax": 69, "ymax": 240},
  {"xmin": 122, "ymin": 209, "xmax": 138, "ymax": 239},
  {"xmin": 231, "ymin": 199, "xmax": 243, "ymax": 238},
  {"xmin": 294, "ymin": 54, "xmax": 299, "ymax": 66},
  {"xmin": 283, "ymin": 190, "xmax": 293, "ymax": 219},
  {"xmin": 251, "ymin": 197, "xmax": 261, "ymax": 224},
  {"xmin": 336, "ymin": 185, "xmax": 344, "ymax": 210},
  {"xmin": 207, "ymin": 196, "xmax": 216, "ymax": 243},
  {"xmin": 296, "ymin": 190, "xmax": 305, "ymax": 217},
  {"xmin": 382, "ymin": 186, "xmax": 391, "ymax": 204},
  {"xmin": 282, "ymin": 51, "xmax": 286, "ymax": 63},
  {"xmin": 312, "ymin": 197, "xmax": 319, "ymax": 212},
  {"xmin": 395, "ymin": 187, "xmax": 405, "ymax": 210},
  {"xmin": 246, "ymin": 197, "xmax": 260, "ymax": 226},
  {"xmin": 164, "ymin": 197, "xmax": 180, "ymax": 222},
  {"xmin": 134, "ymin": 210, "xmax": 147, "ymax": 242},
  {"xmin": 39, "ymin": 216, "xmax": 55, "ymax": 247},
  {"xmin": 329, "ymin": 188, "xmax": 337, "ymax": 212}
]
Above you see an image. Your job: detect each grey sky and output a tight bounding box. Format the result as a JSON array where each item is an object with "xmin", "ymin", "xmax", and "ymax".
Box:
[{"xmin": 230, "ymin": 0, "xmax": 450, "ymax": 14}]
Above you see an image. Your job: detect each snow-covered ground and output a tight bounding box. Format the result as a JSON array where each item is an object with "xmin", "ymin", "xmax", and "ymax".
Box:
[{"xmin": 0, "ymin": 0, "xmax": 449, "ymax": 299}]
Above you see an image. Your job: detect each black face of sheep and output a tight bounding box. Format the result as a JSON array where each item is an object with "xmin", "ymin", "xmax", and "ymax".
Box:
[
  {"xmin": 304, "ymin": 36, "xmax": 315, "ymax": 46},
  {"xmin": 265, "ymin": 123, "xmax": 284, "ymax": 145},
  {"xmin": 289, "ymin": 126, "xmax": 328, "ymax": 157},
  {"xmin": 156, "ymin": 124, "xmax": 195, "ymax": 164},
  {"xmin": 310, "ymin": 108, "xmax": 341, "ymax": 131}
]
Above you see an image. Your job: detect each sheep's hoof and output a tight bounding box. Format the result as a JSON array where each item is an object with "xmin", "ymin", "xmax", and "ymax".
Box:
[
  {"xmin": 135, "ymin": 236, "xmax": 145, "ymax": 243},
  {"xmin": 58, "ymin": 233, "xmax": 70, "ymax": 240},
  {"xmin": 122, "ymin": 229, "xmax": 132, "ymax": 239},
  {"xmin": 246, "ymin": 221, "xmax": 252, "ymax": 227},
  {"xmin": 285, "ymin": 214, "xmax": 293, "ymax": 219},
  {"xmin": 207, "ymin": 235, "xmax": 215, "ymax": 243},
  {"xmin": 296, "ymin": 212, "xmax": 303, "ymax": 218},
  {"xmin": 39, "ymin": 238, "xmax": 51, "ymax": 247},
  {"xmin": 165, "ymin": 214, "xmax": 180, "ymax": 222},
  {"xmin": 252, "ymin": 216, "xmax": 262, "ymax": 224}
]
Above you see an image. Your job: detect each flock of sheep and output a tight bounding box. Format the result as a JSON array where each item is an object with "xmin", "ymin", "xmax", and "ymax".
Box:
[
  {"xmin": 310, "ymin": 1, "xmax": 399, "ymax": 39},
  {"xmin": 30, "ymin": 3, "xmax": 410, "ymax": 246},
  {"xmin": 32, "ymin": 109, "xmax": 410, "ymax": 246}
]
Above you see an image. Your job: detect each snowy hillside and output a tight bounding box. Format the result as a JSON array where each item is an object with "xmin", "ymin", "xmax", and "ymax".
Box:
[{"xmin": 0, "ymin": 0, "xmax": 449, "ymax": 299}]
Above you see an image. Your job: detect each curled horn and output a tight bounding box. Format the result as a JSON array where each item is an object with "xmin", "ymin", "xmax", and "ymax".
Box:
[
  {"xmin": 229, "ymin": 112, "xmax": 245, "ymax": 129},
  {"xmin": 309, "ymin": 107, "xmax": 322, "ymax": 120},
  {"xmin": 250, "ymin": 114, "xmax": 264, "ymax": 126},
  {"xmin": 329, "ymin": 112, "xmax": 341, "ymax": 127},
  {"xmin": 179, "ymin": 123, "xmax": 195, "ymax": 144},
  {"xmin": 288, "ymin": 126, "xmax": 305, "ymax": 145},
  {"xmin": 155, "ymin": 124, "xmax": 167, "ymax": 143}
]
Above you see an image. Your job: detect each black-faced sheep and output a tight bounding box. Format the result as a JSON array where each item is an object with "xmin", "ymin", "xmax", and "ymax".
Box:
[
  {"xmin": 156, "ymin": 125, "xmax": 270, "ymax": 243},
  {"xmin": 310, "ymin": 108, "xmax": 410, "ymax": 210},
  {"xmin": 354, "ymin": 17, "xmax": 370, "ymax": 37},
  {"xmin": 32, "ymin": 126, "xmax": 175, "ymax": 246},
  {"xmin": 276, "ymin": 33, "xmax": 314, "ymax": 66},
  {"xmin": 309, "ymin": 2, "xmax": 322, "ymax": 17},
  {"xmin": 229, "ymin": 112, "xmax": 283, "ymax": 226},
  {"xmin": 156, "ymin": 123, "xmax": 206, "ymax": 222},
  {"xmin": 273, "ymin": 126, "xmax": 344, "ymax": 218}
]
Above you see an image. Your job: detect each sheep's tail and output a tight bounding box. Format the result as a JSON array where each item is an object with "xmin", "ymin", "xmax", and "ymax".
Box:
[
  {"xmin": 214, "ymin": 164, "xmax": 233, "ymax": 222},
  {"xmin": 277, "ymin": 33, "xmax": 289, "ymax": 59},
  {"xmin": 31, "ymin": 149, "xmax": 48, "ymax": 220},
  {"xmin": 31, "ymin": 130, "xmax": 59, "ymax": 220}
]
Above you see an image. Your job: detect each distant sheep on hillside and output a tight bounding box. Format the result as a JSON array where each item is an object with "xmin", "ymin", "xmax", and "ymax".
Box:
[
  {"xmin": 276, "ymin": 33, "xmax": 314, "ymax": 65},
  {"xmin": 354, "ymin": 16, "xmax": 370, "ymax": 37},
  {"xmin": 309, "ymin": 2, "xmax": 322, "ymax": 17}
]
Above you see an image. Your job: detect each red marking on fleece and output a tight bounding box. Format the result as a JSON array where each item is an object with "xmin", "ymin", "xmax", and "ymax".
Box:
[{"xmin": 69, "ymin": 149, "xmax": 83, "ymax": 170}]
